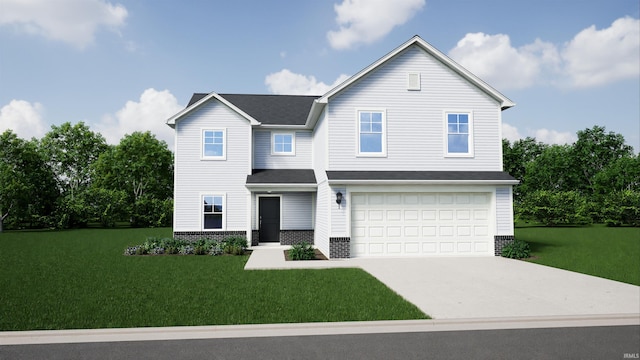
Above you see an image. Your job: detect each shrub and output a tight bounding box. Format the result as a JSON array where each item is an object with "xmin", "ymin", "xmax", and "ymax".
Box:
[
  {"xmin": 517, "ymin": 190, "xmax": 591, "ymax": 226},
  {"xmin": 602, "ymin": 190, "xmax": 640, "ymax": 227},
  {"xmin": 501, "ymin": 239, "xmax": 531, "ymax": 259},
  {"xmin": 289, "ymin": 242, "xmax": 316, "ymax": 260},
  {"xmin": 222, "ymin": 236, "xmax": 247, "ymax": 255}
]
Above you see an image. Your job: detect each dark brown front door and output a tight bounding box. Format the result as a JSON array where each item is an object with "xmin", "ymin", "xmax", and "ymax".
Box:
[{"xmin": 259, "ymin": 197, "xmax": 280, "ymax": 243}]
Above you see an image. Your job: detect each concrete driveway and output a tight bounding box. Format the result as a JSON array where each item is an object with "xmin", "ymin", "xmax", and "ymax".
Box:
[{"xmin": 245, "ymin": 247, "xmax": 640, "ymax": 319}]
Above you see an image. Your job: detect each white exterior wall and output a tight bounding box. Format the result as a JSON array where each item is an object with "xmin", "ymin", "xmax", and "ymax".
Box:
[
  {"xmin": 314, "ymin": 181, "xmax": 330, "ymax": 256},
  {"xmin": 253, "ymin": 130, "xmax": 313, "ymax": 169},
  {"xmin": 173, "ymin": 100, "xmax": 251, "ymax": 231},
  {"xmin": 330, "ymin": 187, "xmax": 347, "ymax": 236},
  {"xmin": 327, "ymin": 45, "xmax": 503, "ymax": 171},
  {"xmin": 312, "ymin": 109, "xmax": 331, "ymax": 256},
  {"xmin": 495, "ymin": 186, "xmax": 515, "ymax": 235},
  {"xmin": 282, "ymin": 193, "xmax": 314, "ymax": 229}
]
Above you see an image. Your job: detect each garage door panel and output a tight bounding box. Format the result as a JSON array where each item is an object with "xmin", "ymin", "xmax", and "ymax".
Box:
[{"xmin": 351, "ymin": 192, "xmax": 493, "ymax": 257}]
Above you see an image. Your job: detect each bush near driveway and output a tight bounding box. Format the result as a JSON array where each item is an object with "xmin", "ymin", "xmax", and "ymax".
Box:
[{"xmin": 0, "ymin": 228, "xmax": 427, "ymax": 330}]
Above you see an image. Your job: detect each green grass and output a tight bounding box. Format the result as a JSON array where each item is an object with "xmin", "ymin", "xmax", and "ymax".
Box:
[
  {"xmin": 515, "ymin": 224, "xmax": 640, "ymax": 286},
  {"xmin": 0, "ymin": 228, "xmax": 427, "ymax": 331}
]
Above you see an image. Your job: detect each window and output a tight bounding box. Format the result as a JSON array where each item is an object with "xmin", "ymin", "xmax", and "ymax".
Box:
[
  {"xmin": 358, "ymin": 110, "xmax": 386, "ymax": 156},
  {"xmin": 272, "ymin": 133, "xmax": 295, "ymax": 155},
  {"xmin": 202, "ymin": 129, "xmax": 225, "ymax": 159},
  {"xmin": 203, "ymin": 195, "xmax": 224, "ymax": 229},
  {"xmin": 407, "ymin": 72, "xmax": 421, "ymax": 90},
  {"xmin": 446, "ymin": 113, "xmax": 473, "ymax": 156}
]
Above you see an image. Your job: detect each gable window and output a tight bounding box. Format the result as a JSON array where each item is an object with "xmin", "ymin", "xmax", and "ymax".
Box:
[
  {"xmin": 203, "ymin": 195, "xmax": 224, "ymax": 229},
  {"xmin": 358, "ymin": 110, "xmax": 386, "ymax": 156},
  {"xmin": 202, "ymin": 129, "xmax": 226, "ymax": 160},
  {"xmin": 272, "ymin": 133, "xmax": 295, "ymax": 155},
  {"xmin": 445, "ymin": 112, "xmax": 473, "ymax": 156}
]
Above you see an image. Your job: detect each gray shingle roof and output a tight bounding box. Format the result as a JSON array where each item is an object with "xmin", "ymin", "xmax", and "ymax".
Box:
[
  {"xmin": 326, "ymin": 171, "xmax": 517, "ymax": 182},
  {"xmin": 187, "ymin": 93, "xmax": 319, "ymax": 126},
  {"xmin": 247, "ymin": 169, "xmax": 317, "ymax": 184}
]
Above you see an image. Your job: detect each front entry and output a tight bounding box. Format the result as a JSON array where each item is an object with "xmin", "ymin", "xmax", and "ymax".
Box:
[{"xmin": 259, "ymin": 197, "xmax": 280, "ymax": 243}]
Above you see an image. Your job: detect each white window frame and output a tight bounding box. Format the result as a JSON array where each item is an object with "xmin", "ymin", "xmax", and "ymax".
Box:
[
  {"xmin": 444, "ymin": 111, "xmax": 474, "ymax": 157},
  {"xmin": 356, "ymin": 108, "xmax": 387, "ymax": 157},
  {"xmin": 271, "ymin": 132, "xmax": 296, "ymax": 156},
  {"xmin": 202, "ymin": 193, "xmax": 226, "ymax": 230},
  {"xmin": 201, "ymin": 128, "xmax": 227, "ymax": 160}
]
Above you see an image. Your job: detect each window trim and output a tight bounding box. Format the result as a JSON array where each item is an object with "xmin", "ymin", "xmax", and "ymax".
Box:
[
  {"xmin": 443, "ymin": 111, "xmax": 474, "ymax": 157},
  {"xmin": 356, "ymin": 108, "xmax": 387, "ymax": 157},
  {"xmin": 271, "ymin": 132, "xmax": 296, "ymax": 156},
  {"xmin": 202, "ymin": 193, "xmax": 226, "ymax": 230},
  {"xmin": 201, "ymin": 128, "xmax": 227, "ymax": 160}
]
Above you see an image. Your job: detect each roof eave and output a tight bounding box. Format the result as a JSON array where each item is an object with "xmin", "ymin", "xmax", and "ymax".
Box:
[{"xmin": 327, "ymin": 179, "xmax": 520, "ymax": 186}]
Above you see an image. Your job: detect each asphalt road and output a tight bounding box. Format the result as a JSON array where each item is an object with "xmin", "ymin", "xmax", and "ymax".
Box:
[{"xmin": 1, "ymin": 325, "xmax": 638, "ymax": 360}]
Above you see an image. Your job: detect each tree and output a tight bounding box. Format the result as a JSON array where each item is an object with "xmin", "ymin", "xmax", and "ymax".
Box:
[
  {"xmin": 593, "ymin": 155, "xmax": 640, "ymax": 194},
  {"xmin": 93, "ymin": 131, "xmax": 173, "ymax": 226},
  {"xmin": 522, "ymin": 144, "xmax": 577, "ymax": 193},
  {"xmin": 570, "ymin": 125, "xmax": 634, "ymax": 194},
  {"xmin": 0, "ymin": 130, "xmax": 57, "ymax": 231},
  {"xmin": 40, "ymin": 122, "xmax": 109, "ymax": 197},
  {"xmin": 502, "ymin": 137, "xmax": 547, "ymax": 199}
]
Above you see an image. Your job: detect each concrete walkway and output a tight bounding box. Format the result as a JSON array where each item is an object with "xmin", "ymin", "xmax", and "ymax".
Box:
[{"xmin": 245, "ymin": 245, "xmax": 640, "ymax": 319}]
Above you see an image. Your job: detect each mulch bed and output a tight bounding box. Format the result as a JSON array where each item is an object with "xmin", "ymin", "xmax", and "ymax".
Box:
[{"xmin": 283, "ymin": 249, "xmax": 328, "ymax": 261}]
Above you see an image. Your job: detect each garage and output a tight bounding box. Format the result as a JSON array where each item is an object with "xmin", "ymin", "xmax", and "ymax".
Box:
[{"xmin": 350, "ymin": 192, "xmax": 493, "ymax": 257}]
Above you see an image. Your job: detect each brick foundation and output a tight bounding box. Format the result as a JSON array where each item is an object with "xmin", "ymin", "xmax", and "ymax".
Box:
[
  {"xmin": 173, "ymin": 231, "xmax": 246, "ymax": 242},
  {"xmin": 494, "ymin": 235, "xmax": 515, "ymax": 256},
  {"xmin": 330, "ymin": 237, "xmax": 350, "ymax": 259},
  {"xmin": 280, "ymin": 230, "xmax": 314, "ymax": 245}
]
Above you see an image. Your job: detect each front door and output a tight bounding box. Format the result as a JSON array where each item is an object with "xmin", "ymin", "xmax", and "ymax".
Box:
[{"xmin": 259, "ymin": 197, "xmax": 280, "ymax": 243}]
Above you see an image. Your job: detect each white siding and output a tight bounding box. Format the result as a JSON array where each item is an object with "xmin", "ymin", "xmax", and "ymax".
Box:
[
  {"xmin": 327, "ymin": 45, "xmax": 503, "ymax": 171},
  {"xmin": 495, "ymin": 186, "xmax": 514, "ymax": 235},
  {"xmin": 314, "ymin": 181, "xmax": 330, "ymax": 257},
  {"xmin": 282, "ymin": 193, "xmax": 314, "ymax": 229},
  {"xmin": 330, "ymin": 187, "xmax": 347, "ymax": 236},
  {"xmin": 173, "ymin": 100, "xmax": 251, "ymax": 231},
  {"xmin": 253, "ymin": 130, "xmax": 312, "ymax": 169}
]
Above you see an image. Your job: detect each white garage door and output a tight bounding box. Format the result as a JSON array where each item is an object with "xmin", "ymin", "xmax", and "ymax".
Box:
[{"xmin": 351, "ymin": 192, "xmax": 493, "ymax": 257}]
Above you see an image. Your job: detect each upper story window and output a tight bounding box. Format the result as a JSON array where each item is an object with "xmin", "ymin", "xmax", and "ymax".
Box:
[
  {"xmin": 445, "ymin": 112, "xmax": 473, "ymax": 157},
  {"xmin": 358, "ymin": 109, "xmax": 386, "ymax": 156},
  {"xmin": 203, "ymin": 194, "xmax": 224, "ymax": 229},
  {"xmin": 272, "ymin": 132, "xmax": 295, "ymax": 155},
  {"xmin": 202, "ymin": 129, "xmax": 226, "ymax": 160}
]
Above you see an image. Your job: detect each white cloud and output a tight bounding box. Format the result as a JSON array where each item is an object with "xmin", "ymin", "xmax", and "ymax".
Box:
[
  {"xmin": 562, "ymin": 16, "xmax": 640, "ymax": 88},
  {"xmin": 502, "ymin": 122, "xmax": 576, "ymax": 145},
  {"xmin": 502, "ymin": 123, "xmax": 522, "ymax": 143},
  {"xmin": 97, "ymin": 88, "xmax": 183, "ymax": 147},
  {"xmin": 0, "ymin": 0, "xmax": 128, "ymax": 49},
  {"xmin": 327, "ymin": 0, "xmax": 425, "ymax": 50},
  {"xmin": 449, "ymin": 33, "xmax": 560, "ymax": 90},
  {"xmin": 0, "ymin": 100, "xmax": 48, "ymax": 139},
  {"xmin": 265, "ymin": 69, "xmax": 351, "ymax": 95},
  {"xmin": 448, "ymin": 16, "xmax": 639, "ymax": 90},
  {"xmin": 531, "ymin": 128, "xmax": 576, "ymax": 145}
]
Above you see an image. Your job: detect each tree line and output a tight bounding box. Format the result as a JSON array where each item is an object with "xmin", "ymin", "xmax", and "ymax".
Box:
[
  {"xmin": 1, "ymin": 122, "xmax": 173, "ymax": 232},
  {"xmin": 503, "ymin": 125, "xmax": 639, "ymax": 226},
  {"xmin": 2, "ymin": 123, "xmax": 638, "ymax": 232}
]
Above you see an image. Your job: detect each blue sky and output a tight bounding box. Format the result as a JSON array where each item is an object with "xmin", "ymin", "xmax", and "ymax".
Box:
[{"xmin": 1, "ymin": 0, "xmax": 638, "ymax": 151}]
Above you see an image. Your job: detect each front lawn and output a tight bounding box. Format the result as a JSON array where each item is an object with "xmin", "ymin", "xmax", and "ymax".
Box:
[
  {"xmin": 515, "ymin": 225, "xmax": 640, "ymax": 286},
  {"xmin": 0, "ymin": 228, "xmax": 427, "ymax": 331}
]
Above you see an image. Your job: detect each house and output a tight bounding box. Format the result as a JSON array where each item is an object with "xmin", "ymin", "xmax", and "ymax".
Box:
[{"xmin": 166, "ymin": 35, "xmax": 518, "ymax": 258}]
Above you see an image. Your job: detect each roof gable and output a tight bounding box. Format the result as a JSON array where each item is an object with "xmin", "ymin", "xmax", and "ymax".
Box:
[
  {"xmin": 317, "ymin": 35, "xmax": 515, "ymax": 110},
  {"xmin": 166, "ymin": 92, "xmax": 261, "ymax": 128}
]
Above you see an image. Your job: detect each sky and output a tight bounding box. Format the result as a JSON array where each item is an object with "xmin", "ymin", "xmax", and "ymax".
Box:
[{"xmin": 0, "ymin": 0, "xmax": 639, "ymax": 152}]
